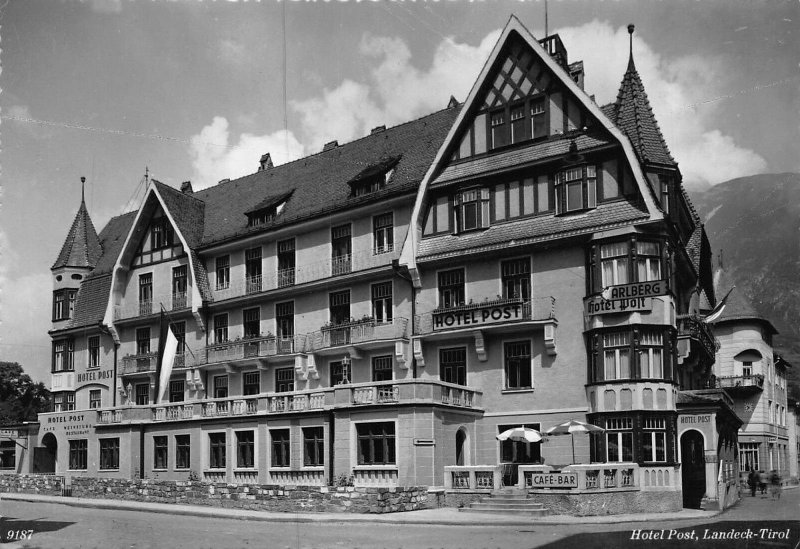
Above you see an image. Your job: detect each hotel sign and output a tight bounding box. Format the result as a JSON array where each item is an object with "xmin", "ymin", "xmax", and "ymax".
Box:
[
  {"xmin": 433, "ymin": 302, "xmax": 524, "ymax": 330},
  {"xmin": 530, "ymin": 472, "xmax": 578, "ymax": 488},
  {"xmin": 42, "ymin": 412, "xmax": 97, "ymax": 437},
  {"xmin": 585, "ymin": 281, "xmax": 667, "ymax": 316}
]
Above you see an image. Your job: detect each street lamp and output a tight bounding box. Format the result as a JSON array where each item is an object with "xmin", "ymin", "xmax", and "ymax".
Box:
[{"xmin": 341, "ymin": 355, "xmax": 351, "ymax": 384}]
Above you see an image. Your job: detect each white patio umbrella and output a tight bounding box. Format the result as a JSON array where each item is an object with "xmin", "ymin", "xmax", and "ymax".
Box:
[
  {"xmin": 545, "ymin": 419, "xmax": 606, "ymax": 463},
  {"xmin": 496, "ymin": 426, "xmax": 543, "ymax": 443}
]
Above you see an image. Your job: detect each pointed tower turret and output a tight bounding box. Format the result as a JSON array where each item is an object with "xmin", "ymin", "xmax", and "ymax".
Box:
[
  {"xmin": 612, "ymin": 25, "xmax": 676, "ymax": 166},
  {"xmin": 51, "ymin": 177, "xmax": 103, "ymax": 326}
]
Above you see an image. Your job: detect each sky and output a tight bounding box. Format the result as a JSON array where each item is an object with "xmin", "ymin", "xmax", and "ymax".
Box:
[{"xmin": 0, "ymin": 0, "xmax": 797, "ymax": 384}]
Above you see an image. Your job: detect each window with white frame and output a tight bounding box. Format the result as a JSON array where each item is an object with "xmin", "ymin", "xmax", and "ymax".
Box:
[
  {"xmin": 636, "ymin": 241, "xmax": 662, "ymax": 281},
  {"xmin": 639, "ymin": 330, "xmax": 664, "ymax": 379},
  {"xmin": 215, "ymin": 255, "xmax": 230, "ymax": 290},
  {"xmin": 371, "ymin": 282, "xmax": 393, "ymax": 324},
  {"xmin": 605, "ymin": 417, "xmax": 633, "ymax": 462},
  {"xmin": 456, "ymin": 188, "xmax": 490, "ymax": 232},
  {"xmin": 739, "ymin": 442, "xmax": 759, "ymax": 472},
  {"xmin": 600, "ymin": 242, "xmax": 630, "ymax": 287},
  {"xmin": 88, "ymin": 336, "xmax": 100, "ymax": 368},
  {"xmin": 642, "ymin": 417, "xmax": 666, "ymax": 462},
  {"xmin": 373, "ymin": 213, "xmax": 394, "ymax": 254},
  {"xmin": 742, "ymin": 361, "xmax": 753, "ymax": 377},
  {"xmin": 556, "ymin": 165, "xmax": 597, "ymax": 214},
  {"xmin": 603, "ymin": 332, "xmax": 631, "ymax": 380}
]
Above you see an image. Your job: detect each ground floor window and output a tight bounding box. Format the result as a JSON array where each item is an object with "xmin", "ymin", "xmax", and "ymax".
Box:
[
  {"xmin": 99, "ymin": 438, "xmax": 119, "ymax": 470},
  {"xmin": 504, "ymin": 341, "xmax": 532, "ymax": 390},
  {"xmin": 0, "ymin": 441, "xmax": 16, "ymax": 469},
  {"xmin": 357, "ymin": 422, "xmax": 395, "ymax": 465},
  {"xmin": 303, "ymin": 427, "xmax": 324, "ymax": 467},
  {"xmin": 236, "ymin": 431, "xmax": 255, "ymax": 468},
  {"xmin": 606, "ymin": 417, "xmax": 633, "ymax": 462},
  {"xmin": 271, "ymin": 429, "xmax": 290, "ymax": 467},
  {"xmin": 738, "ymin": 442, "xmax": 759, "ymax": 472},
  {"xmin": 498, "ymin": 423, "xmax": 541, "ymax": 463},
  {"xmin": 175, "ymin": 435, "xmax": 191, "ymax": 469},
  {"xmin": 153, "ymin": 436, "xmax": 168, "ymax": 469},
  {"xmin": 642, "ymin": 417, "xmax": 666, "ymax": 462},
  {"xmin": 209, "ymin": 432, "xmax": 226, "ymax": 469},
  {"xmin": 69, "ymin": 439, "xmax": 88, "ymax": 470}
]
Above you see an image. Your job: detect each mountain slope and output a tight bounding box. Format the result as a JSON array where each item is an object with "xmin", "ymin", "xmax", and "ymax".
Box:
[{"xmin": 688, "ymin": 172, "xmax": 800, "ymax": 400}]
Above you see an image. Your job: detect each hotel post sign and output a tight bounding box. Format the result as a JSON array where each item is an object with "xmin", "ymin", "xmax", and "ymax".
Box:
[
  {"xmin": 585, "ymin": 280, "xmax": 667, "ymax": 316},
  {"xmin": 432, "ymin": 301, "xmax": 524, "ymax": 331}
]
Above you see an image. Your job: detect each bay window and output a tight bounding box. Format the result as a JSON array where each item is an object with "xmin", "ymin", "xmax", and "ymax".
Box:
[
  {"xmin": 589, "ymin": 327, "xmax": 673, "ymax": 383},
  {"xmin": 603, "ymin": 332, "xmax": 631, "ymax": 380},
  {"xmin": 639, "ymin": 330, "xmax": 664, "ymax": 379},
  {"xmin": 605, "ymin": 417, "xmax": 633, "ymax": 462},
  {"xmin": 642, "ymin": 417, "xmax": 667, "ymax": 462},
  {"xmin": 588, "ymin": 238, "xmax": 667, "ymax": 294}
]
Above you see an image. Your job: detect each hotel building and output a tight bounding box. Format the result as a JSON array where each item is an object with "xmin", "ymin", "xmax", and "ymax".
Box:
[{"xmin": 34, "ymin": 17, "xmax": 741, "ymax": 510}]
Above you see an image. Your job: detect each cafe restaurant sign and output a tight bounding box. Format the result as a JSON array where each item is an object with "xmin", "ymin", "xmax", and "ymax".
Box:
[
  {"xmin": 530, "ymin": 472, "xmax": 578, "ymax": 488},
  {"xmin": 585, "ymin": 280, "xmax": 667, "ymax": 316},
  {"xmin": 433, "ymin": 302, "xmax": 524, "ymax": 330},
  {"xmin": 42, "ymin": 412, "xmax": 97, "ymax": 437}
]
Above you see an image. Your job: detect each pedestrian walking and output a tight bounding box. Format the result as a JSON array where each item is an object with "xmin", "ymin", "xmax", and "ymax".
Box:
[
  {"xmin": 748, "ymin": 469, "xmax": 758, "ymax": 497},
  {"xmin": 769, "ymin": 470, "xmax": 782, "ymax": 500},
  {"xmin": 758, "ymin": 470, "xmax": 768, "ymax": 495}
]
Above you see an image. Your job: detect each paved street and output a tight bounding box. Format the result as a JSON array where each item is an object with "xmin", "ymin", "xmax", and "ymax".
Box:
[{"xmin": 1, "ymin": 488, "xmax": 798, "ymax": 549}]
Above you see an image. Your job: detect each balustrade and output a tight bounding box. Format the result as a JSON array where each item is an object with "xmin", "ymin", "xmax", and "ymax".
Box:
[{"xmin": 308, "ymin": 318, "xmax": 408, "ymax": 352}]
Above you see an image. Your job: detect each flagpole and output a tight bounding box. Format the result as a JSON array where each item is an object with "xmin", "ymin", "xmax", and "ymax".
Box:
[{"xmin": 159, "ymin": 302, "xmax": 200, "ymax": 364}]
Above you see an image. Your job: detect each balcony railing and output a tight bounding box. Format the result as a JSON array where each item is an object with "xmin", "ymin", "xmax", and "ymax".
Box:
[
  {"xmin": 715, "ymin": 374, "xmax": 764, "ymax": 392},
  {"xmin": 114, "ymin": 300, "xmax": 155, "ymax": 320},
  {"xmin": 415, "ymin": 297, "xmax": 556, "ymax": 335},
  {"xmin": 172, "ymin": 292, "xmax": 188, "ymax": 310},
  {"xmin": 677, "ymin": 314, "xmax": 719, "ymax": 359},
  {"xmin": 210, "ymin": 247, "xmax": 401, "ymax": 302},
  {"xmin": 308, "ymin": 318, "xmax": 409, "ymax": 352},
  {"xmin": 201, "ymin": 334, "xmax": 308, "ymax": 366},
  {"xmin": 97, "ymin": 380, "xmax": 481, "ymax": 425},
  {"xmin": 120, "ymin": 353, "xmax": 158, "ymax": 374}
]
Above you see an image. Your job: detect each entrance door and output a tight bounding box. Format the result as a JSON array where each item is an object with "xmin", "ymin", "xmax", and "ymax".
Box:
[
  {"xmin": 680, "ymin": 430, "xmax": 706, "ymax": 509},
  {"xmin": 34, "ymin": 433, "xmax": 57, "ymax": 474}
]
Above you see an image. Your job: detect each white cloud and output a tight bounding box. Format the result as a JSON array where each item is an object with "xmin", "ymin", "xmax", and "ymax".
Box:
[
  {"xmin": 291, "ymin": 31, "xmax": 500, "ymax": 153},
  {"xmin": 90, "ymin": 0, "xmax": 123, "ymax": 14},
  {"xmin": 189, "ymin": 116, "xmax": 306, "ymax": 190},
  {"xmin": 557, "ymin": 21, "xmax": 766, "ymax": 187},
  {"xmin": 218, "ymin": 39, "xmax": 247, "ymax": 66}
]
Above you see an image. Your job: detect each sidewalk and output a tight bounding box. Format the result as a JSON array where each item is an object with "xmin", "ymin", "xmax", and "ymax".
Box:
[{"xmin": 1, "ymin": 492, "xmax": 721, "ymax": 526}]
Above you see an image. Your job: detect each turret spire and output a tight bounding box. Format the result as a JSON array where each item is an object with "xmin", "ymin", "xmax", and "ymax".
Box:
[
  {"xmin": 52, "ymin": 177, "xmax": 103, "ymax": 270},
  {"xmin": 627, "ymin": 24, "xmax": 635, "ymax": 69}
]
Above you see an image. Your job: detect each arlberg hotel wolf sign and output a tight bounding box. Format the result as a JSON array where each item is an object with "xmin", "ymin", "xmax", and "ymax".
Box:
[{"xmin": 585, "ymin": 280, "xmax": 667, "ymax": 315}]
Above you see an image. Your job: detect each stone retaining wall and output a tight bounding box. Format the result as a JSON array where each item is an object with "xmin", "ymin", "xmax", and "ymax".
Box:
[
  {"xmin": 68, "ymin": 477, "xmax": 427, "ymax": 514},
  {"xmin": 0, "ymin": 474, "xmax": 64, "ymax": 496}
]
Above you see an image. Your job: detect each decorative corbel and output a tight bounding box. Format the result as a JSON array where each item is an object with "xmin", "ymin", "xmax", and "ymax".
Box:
[
  {"xmin": 544, "ymin": 323, "xmax": 557, "ymax": 356},
  {"xmin": 294, "ymin": 355, "xmax": 308, "ymax": 380},
  {"xmin": 395, "ymin": 341, "xmax": 409, "ymax": 369},
  {"xmin": 473, "ymin": 330, "xmax": 487, "ymax": 362},
  {"xmin": 306, "ymin": 354, "xmax": 319, "ymax": 380},
  {"xmin": 412, "ymin": 338, "xmax": 425, "ymax": 367}
]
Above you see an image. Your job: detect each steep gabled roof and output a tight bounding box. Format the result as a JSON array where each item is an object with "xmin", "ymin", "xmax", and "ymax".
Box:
[
  {"xmin": 151, "ymin": 180, "xmax": 205, "ymax": 248},
  {"xmin": 611, "ymin": 54, "xmax": 676, "ymax": 167},
  {"xmin": 52, "ymin": 197, "xmax": 103, "ymax": 270}
]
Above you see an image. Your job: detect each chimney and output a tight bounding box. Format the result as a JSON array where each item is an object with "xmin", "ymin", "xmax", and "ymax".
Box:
[
  {"xmin": 447, "ymin": 95, "xmax": 459, "ymax": 108},
  {"xmin": 180, "ymin": 181, "xmax": 194, "ymax": 194},
  {"xmin": 323, "ymin": 140, "xmax": 338, "ymax": 152},
  {"xmin": 259, "ymin": 153, "xmax": 273, "ymax": 171},
  {"xmin": 219, "ymin": 178, "xmax": 230, "ymax": 185},
  {"xmin": 371, "ymin": 125, "xmax": 386, "ymax": 135}
]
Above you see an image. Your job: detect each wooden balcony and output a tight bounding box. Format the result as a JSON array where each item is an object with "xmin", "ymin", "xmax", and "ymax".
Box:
[
  {"xmin": 677, "ymin": 314, "xmax": 719, "ymax": 364},
  {"xmin": 210, "ymin": 247, "xmax": 401, "ymax": 302},
  {"xmin": 307, "ymin": 318, "xmax": 409, "ymax": 354}
]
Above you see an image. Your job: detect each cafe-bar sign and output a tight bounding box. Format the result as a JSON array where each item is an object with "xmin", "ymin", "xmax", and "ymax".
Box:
[
  {"xmin": 585, "ymin": 280, "xmax": 667, "ymax": 316},
  {"xmin": 433, "ymin": 302, "xmax": 524, "ymax": 330}
]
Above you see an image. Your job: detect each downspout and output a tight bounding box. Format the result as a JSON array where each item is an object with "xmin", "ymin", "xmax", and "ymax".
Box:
[
  {"xmin": 139, "ymin": 424, "xmax": 145, "ymax": 480},
  {"xmin": 112, "ymin": 345, "xmax": 118, "ymax": 406},
  {"xmin": 328, "ymin": 410, "xmax": 336, "ymax": 484},
  {"xmin": 392, "ymin": 260, "xmax": 417, "ymax": 378}
]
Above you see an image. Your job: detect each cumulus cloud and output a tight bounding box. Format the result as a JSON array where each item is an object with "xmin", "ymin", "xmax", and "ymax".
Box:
[
  {"xmin": 291, "ymin": 31, "xmax": 500, "ymax": 153},
  {"xmin": 557, "ymin": 21, "xmax": 766, "ymax": 187},
  {"xmin": 189, "ymin": 116, "xmax": 306, "ymax": 190}
]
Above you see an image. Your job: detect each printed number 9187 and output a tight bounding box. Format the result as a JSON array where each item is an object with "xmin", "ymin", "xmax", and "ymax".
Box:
[{"xmin": 6, "ymin": 530, "xmax": 34, "ymax": 540}]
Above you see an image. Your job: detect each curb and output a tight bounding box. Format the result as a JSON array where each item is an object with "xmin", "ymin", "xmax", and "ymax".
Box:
[{"xmin": 1, "ymin": 492, "xmax": 723, "ymax": 526}]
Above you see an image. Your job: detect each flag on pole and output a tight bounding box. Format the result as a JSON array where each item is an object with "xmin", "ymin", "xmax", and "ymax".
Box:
[
  {"xmin": 704, "ymin": 286, "xmax": 735, "ymax": 324},
  {"xmin": 156, "ymin": 309, "xmax": 179, "ymax": 404}
]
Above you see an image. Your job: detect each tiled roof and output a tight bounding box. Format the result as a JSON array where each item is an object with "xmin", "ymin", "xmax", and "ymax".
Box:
[
  {"xmin": 685, "ymin": 225, "xmax": 703, "ymax": 274},
  {"xmin": 418, "ymin": 199, "xmax": 649, "ymax": 261},
  {"xmin": 67, "ymin": 274, "xmax": 112, "ymax": 329},
  {"xmin": 52, "ymin": 198, "xmax": 103, "ymax": 270},
  {"xmin": 192, "ymin": 106, "xmax": 461, "ymax": 248},
  {"xmin": 711, "ymin": 268, "xmax": 776, "ymax": 332},
  {"xmin": 611, "ymin": 56, "xmax": 676, "ymax": 166},
  {"xmin": 89, "ymin": 212, "xmax": 137, "ymax": 276},
  {"xmin": 431, "ymin": 132, "xmax": 615, "ymax": 187},
  {"xmin": 153, "ymin": 180, "xmax": 205, "ymax": 248}
]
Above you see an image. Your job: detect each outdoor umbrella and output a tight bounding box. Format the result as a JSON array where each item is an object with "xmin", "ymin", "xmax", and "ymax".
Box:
[
  {"xmin": 496, "ymin": 426, "xmax": 544, "ymax": 443},
  {"xmin": 545, "ymin": 419, "xmax": 606, "ymax": 463}
]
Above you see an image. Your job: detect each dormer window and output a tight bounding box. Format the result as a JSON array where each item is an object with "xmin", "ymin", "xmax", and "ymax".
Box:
[
  {"xmin": 150, "ymin": 217, "xmax": 174, "ymax": 250},
  {"xmin": 349, "ymin": 157, "xmax": 400, "ymax": 197},
  {"xmin": 555, "ymin": 165, "xmax": 597, "ymax": 214},
  {"xmin": 245, "ymin": 192, "xmax": 292, "ymax": 228},
  {"xmin": 455, "ymin": 188, "xmax": 489, "ymax": 232}
]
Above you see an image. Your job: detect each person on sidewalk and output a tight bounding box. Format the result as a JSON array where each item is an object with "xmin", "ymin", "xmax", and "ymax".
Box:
[
  {"xmin": 758, "ymin": 470, "xmax": 768, "ymax": 496},
  {"xmin": 748, "ymin": 469, "xmax": 758, "ymax": 497},
  {"xmin": 769, "ymin": 470, "xmax": 782, "ymax": 500}
]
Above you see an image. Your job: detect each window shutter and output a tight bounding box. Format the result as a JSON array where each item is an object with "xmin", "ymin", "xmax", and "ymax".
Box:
[
  {"xmin": 480, "ymin": 188, "xmax": 490, "ymax": 228},
  {"xmin": 587, "ymin": 166, "xmax": 597, "ymax": 208}
]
